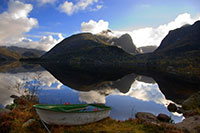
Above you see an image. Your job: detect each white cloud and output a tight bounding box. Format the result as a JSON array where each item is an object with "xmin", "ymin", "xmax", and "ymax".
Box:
[
  {"xmin": 79, "ymin": 90, "xmax": 106, "ymax": 104},
  {"xmin": 13, "ymin": 33, "xmax": 64, "ymax": 51},
  {"xmin": 0, "ymin": 0, "xmax": 64, "ymax": 51},
  {"xmin": 81, "ymin": 19, "xmax": 109, "ymax": 34},
  {"xmin": 77, "ymin": 76, "xmax": 175, "ymax": 106},
  {"xmin": 59, "ymin": 0, "xmax": 101, "ymax": 15},
  {"xmin": 114, "ymin": 13, "xmax": 200, "ymax": 47},
  {"xmin": 59, "ymin": 1, "xmax": 74, "ymax": 15},
  {"xmin": 37, "ymin": 0, "xmax": 57, "ymax": 5},
  {"xmin": 126, "ymin": 80, "xmax": 170, "ymax": 105},
  {"xmin": 82, "ymin": 13, "xmax": 200, "ymax": 47},
  {"xmin": 0, "ymin": 0, "xmax": 38, "ymax": 45}
]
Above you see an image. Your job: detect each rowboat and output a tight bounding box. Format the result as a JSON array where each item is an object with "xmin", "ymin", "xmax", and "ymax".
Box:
[{"xmin": 33, "ymin": 104, "xmax": 111, "ymax": 125}]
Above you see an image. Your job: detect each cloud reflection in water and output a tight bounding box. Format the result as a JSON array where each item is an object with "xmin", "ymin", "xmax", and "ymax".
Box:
[
  {"xmin": 78, "ymin": 76, "xmax": 183, "ymax": 123},
  {"xmin": 0, "ymin": 70, "xmax": 183, "ymax": 123},
  {"xmin": 0, "ymin": 71, "xmax": 62, "ymax": 106}
]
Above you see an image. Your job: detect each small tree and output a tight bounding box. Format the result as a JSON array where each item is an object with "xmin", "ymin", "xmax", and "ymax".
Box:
[
  {"xmin": 23, "ymin": 72, "xmax": 42, "ymax": 101},
  {"xmin": 9, "ymin": 72, "xmax": 42, "ymax": 101}
]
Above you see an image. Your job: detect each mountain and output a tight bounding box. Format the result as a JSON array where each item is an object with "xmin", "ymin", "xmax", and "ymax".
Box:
[
  {"xmin": 133, "ymin": 21, "xmax": 200, "ymax": 84},
  {"xmin": 155, "ymin": 21, "xmax": 200, "ymax": 56},
  {"xmin": 138, "ymin": 45, "xmax": 157, "ymax": 53},
  {"xmin": 41, "ymin": 33, "xmax": 135, "ymax": 68},
  {"xmin": 0, "ymin": 46, "xmax": 45, "ymax": 66},
  {"xmin": 97, "ymin": 30, "xmax": 139, "ymax": 55},
  {"xmin": 2, "ymin": 46, "xmax": 45, "ymax": 58},
  {"xmin": 0, "ymin": 47, "xmax": 21, "ymax": 63},
  {"xmin": 114, "ymin": 34, "xmax": 139, "ymax": 55}
]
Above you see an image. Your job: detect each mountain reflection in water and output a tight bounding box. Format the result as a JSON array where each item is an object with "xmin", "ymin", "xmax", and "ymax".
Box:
[{"xmin": 0, "ymin": 63, "xmax": 199, "ymax": 123}]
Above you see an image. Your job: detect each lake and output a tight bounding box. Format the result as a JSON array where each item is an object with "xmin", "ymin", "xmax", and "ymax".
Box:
[{"xmin": 0, "ymin": 62, "xmax": 199, "ymax": 123}]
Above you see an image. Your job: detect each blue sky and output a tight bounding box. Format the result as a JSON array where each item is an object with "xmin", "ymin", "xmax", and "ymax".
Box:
[{"xmin": 0, "ymin": 0, "xmax": 200, "ymax": 50}]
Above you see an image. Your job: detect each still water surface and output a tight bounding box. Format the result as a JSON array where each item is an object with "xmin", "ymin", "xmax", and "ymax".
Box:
[{"xmin": 0, "ymin": 63, "xmax": 192, "ymax": 123}]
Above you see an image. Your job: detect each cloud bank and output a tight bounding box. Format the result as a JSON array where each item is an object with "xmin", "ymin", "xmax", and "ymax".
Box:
[
  {"xmin": 82, "ymin": 13, "xmax": 200, "ymax": 47},
  {"xmin": 14, "ymin": 33, "xmax": 64, "ymax": 51},
  {"xmin": 0, "ymin": 0, "xmax": 64, "ymax": 51},
  {"xmin": 0, "ymin": 0, "xmax": 37, "ymax": 45},
  {"xmin": 59, "ymin": 0, "xmax": 102, "ymax": 15},
  {"xmin": 129, "ymin": 13, "xmax": 200, "ymax": 47}
]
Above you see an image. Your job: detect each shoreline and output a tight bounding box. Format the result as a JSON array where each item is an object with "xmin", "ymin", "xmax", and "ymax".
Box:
[{"xmin": 1, "ymin": 95, "xmax": 200, "ymax": 132}]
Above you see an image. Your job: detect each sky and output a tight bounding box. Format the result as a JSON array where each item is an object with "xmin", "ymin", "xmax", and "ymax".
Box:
[{"xmin": 0, "ymin": 0, "xmax": 200, "ymax": 51}]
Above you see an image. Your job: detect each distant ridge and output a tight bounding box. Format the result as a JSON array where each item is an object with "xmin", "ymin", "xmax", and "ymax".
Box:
[
  {"xmin": 138, "ymin": 45, "xmax": 157, "ymax": 53},
  {"xmin": 0, "ymin": 47, "xmax": 21, "ymax": 63},
  {"xmin": 2, "ymin": 46, "xmax": 45, "ymax": 58}
]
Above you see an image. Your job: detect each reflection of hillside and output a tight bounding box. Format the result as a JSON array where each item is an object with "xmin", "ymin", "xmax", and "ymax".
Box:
[
  {"xmin": 78, "ymin": 79, "xmax": 173, "ymax": 106},
  {"xmin": 136, "ymin": 75, "xmax": 156, "ymax": 84},
  {"xmin": 0, "ymin": 61, "xmax": 21, "ymax": 72},
  {"xmin": 132, "ymin": 71, "xmax": 199, "ymax": 104},
  {"xmin": 41, "ymin": 64, "xmax": 136, "ymax": 93},
  {"xmin": 153, "ymin": 75, "xmax": 199, "ymax": 104},
  {"xmin": 111, "ymin": 73, "xmax": 137, "ymax": 93},
  {"xmin": 41, "ymin": 63, "xmax": 200, "ymax": 104},
  {"xmin": 0, "ymin": 62, "xmax": 44, "ymax": 73}
]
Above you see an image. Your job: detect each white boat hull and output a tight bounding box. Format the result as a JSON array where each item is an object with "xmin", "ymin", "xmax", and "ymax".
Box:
[{"xmin": 35, "ymin": 108, "xmax": 111, "ymax": 125}]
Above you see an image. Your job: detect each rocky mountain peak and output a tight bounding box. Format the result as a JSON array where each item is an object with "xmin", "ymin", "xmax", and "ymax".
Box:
[{"xmin": 155, "ymin": 20, "xmax": 200, "ymax": 55}]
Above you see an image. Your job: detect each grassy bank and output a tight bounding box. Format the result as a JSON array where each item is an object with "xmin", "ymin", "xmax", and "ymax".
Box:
[{"xmin": 0, "ymin": 96, "xmax": 181, "ymax": 133}]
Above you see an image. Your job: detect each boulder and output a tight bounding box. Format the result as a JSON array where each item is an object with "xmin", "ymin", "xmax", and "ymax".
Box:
[
  {"xmin": 176, "ymin": 115, "xmax": 200, "ymax": 132},
  {"xmin": 167, "ymin": 103, "xmax": 177, "ymax": 112},
  {"xmin": 10, "ymin": 95, "xmax": 23, "ymax": 105},
  {"xmin": 13, "ymin": 97, "xmax": 21, "ymax": 104},
  {"xmin": 176, "ymin": 107, "xmax": 184, "ymax": 114},
  {"xmin": 157, "ymin": 113, "xmax": 171, "ymax": 122},
  {"xmin": 183, "ymin": 110, "xmax": 199, "ymax": 118},
  {"xmin": 10, "ymin": 95, "xmax": 19, "ymax": 99},
  {"xmin": 182, "ymin": 91, "xmax": 200, "ymax": 110},
  {"xmin": 135, "ymin": 112, "xmax": 157, "ymax": 122}
]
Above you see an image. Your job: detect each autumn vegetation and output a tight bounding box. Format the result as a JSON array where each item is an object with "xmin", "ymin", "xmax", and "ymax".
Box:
[{"xmin": 0, "ymin": 93, "xmax": 182, "ymax": 133}]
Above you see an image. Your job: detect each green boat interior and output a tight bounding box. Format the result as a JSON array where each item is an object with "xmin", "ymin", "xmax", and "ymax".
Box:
[{"xmin": 33, "ymin": 104, "xmax": 111, "ymax": 113}]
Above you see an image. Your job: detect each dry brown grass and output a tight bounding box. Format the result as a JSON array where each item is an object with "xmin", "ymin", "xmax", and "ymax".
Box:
[{"xmin": 0, "ymin": 96, "xmax": 182, "ymax": 133}]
